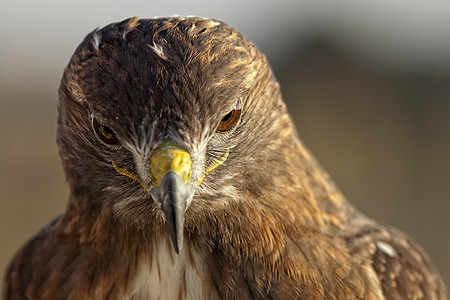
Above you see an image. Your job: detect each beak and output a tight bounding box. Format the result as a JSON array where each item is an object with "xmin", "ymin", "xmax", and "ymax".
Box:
[{"xmin": 149, "ymin": 140, "xmax": 195, "ymax": 254}]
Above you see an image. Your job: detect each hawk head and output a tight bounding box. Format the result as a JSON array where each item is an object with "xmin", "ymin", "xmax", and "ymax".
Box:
[{"xmin": 57, "ymin": 17, "xmax": 297, "ymax": 253}]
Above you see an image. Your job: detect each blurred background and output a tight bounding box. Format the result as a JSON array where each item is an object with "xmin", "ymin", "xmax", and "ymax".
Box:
[{"xmin": 1, "ymin": 0, "xmax": 449, "ymax": 292}]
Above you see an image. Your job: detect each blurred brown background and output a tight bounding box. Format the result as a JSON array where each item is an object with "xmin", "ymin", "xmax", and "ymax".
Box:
[{"xmin": 1, "ymin": 0, "xmax": 449, "ymax": 292}]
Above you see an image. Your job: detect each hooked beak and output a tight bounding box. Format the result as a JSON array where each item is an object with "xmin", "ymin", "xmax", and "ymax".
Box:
[
  {"xmin": 149, "ymin": 140, "xmax": 195, "ymax": 254},
  {"xmin": 113, "ymin": 138, "xmax": 229, "ymax": 253}
]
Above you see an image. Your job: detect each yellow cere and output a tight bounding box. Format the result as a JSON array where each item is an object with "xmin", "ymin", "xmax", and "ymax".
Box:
[
  {"xmin": 150, "ymin": 140, "xmax": 192, "ymax": 185},
  {"xmin": 113, "ymin": 140, "xmax": 229, "ymax": 189}
]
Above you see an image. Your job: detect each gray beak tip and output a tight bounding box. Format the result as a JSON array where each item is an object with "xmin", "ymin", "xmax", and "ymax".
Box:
[{"xmin": 151, "ymin": 171, "xmax": 193, "ymax": 255}]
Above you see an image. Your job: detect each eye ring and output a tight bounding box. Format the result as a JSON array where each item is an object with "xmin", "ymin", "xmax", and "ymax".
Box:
[
  {"xmin": 216, "ymin": 98, "xmax": 242, "ymax": 132},
  {"xmin": 92, "ymin": 117, "xmax": 119, "ymax": 145}
]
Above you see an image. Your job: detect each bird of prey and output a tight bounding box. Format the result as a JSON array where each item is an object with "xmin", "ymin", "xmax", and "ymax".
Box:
[{"xmin": 3, "ymin": 17, "xmax": 447, "ymax": 300}]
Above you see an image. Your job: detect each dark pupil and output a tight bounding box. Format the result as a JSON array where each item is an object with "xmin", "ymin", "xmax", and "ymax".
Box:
[
  {"xmin": 101, "ymin": 126, "xmax": 114, "ymax": 138},
  {"xmin": 221, "ymin": 111, "xmax": 233, "ymax": 122}
]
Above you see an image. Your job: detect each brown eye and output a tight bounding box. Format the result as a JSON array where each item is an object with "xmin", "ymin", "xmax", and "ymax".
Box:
[
  {"xmin": 217, "ymin": 99, "xmax": 242, "ymax": 132},
  {"xmin": 92, "ymin": 117, "xmax": 119, "ymax": 145}
]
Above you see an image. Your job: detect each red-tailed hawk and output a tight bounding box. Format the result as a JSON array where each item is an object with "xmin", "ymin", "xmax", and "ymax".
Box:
[{"xmin": 3, "ymin": 17, "xmax": 447, "ymax": 299}]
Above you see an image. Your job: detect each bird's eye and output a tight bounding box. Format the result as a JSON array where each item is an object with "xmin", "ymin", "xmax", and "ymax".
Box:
[
  {"xmin": 216, "ymin": 99, "xmax": 242, "ymax": 132},
  {"xmin": 92, "ymin": 117, "xmax": 119, "ymax": 145}
]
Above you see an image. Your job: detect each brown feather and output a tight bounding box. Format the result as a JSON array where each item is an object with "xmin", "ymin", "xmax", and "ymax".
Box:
[{"xmin": 3, "ymin": 16, "xmax": 447, "ymax": 299}]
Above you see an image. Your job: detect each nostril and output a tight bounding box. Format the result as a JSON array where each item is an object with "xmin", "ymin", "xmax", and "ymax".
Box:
[
  {"xmin": 150, "ymin": 140, "xmax": 192, "ymax": 185},
  {"xmin": 174, "ymin": 154, "xmax": 186, "ymax": 167},
  {"xmin": 170, "ymin": 152, "xmax": 191, "ymax": 181}
]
